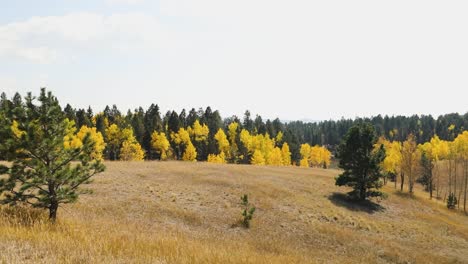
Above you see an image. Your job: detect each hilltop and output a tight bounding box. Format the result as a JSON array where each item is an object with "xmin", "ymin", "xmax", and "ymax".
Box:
[{"xmin": 1, "ymin": 162, "xmax": 467, "ymax": 263}]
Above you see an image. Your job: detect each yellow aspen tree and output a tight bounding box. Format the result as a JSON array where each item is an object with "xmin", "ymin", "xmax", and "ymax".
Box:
[
  {"xmin": 300, "ymin": 158, "xmax": 309, "ymax": 167},
  {"xmin": 386, "ymin": 141, "xmax": 402, "ymax": 187},
  {"xmin": 240, "ymin": 129, "xmax": 253, "ymax": 151},
  {"xmin": 268, "ymin": 147, "xmax": 283, "ymax": 166},
  {"xmin": 75, "ymin": 126, "xmax": 106, "ymax": 160},
  {"xmin": 402, "ymin": 134, "xmax": 419, "ymax": 194},
  {"xmin": 214, "ymin": 128, "xmax": 230, "ymax": 158},
  {"xmin": 251, "ymin": 149, "xmax": 265, "ymax": 165},
  {"xmin": 188, "ymin": 120, "xmax": 209, "ymax": 142},
  {"xmin": 320, "ymin": 147, "xmax": 332, "ymax": 168},
  {"xmin": 281, "ymin": 142, "xmax": 292, "ymax": 166},
  {"xmin": 105, "ymin": 124, "xmax": 122, "ymax": 160},
  {"xmin": 228, "ymin": 122, "xmax": 239, "ymax": 161},
  {"xmin": 275, "ymin": 131, "xmax": 283, "ymax": 145},
  {"xmin": 120, "ymin": 139, "xmax": 145, "ymax": 161},
  {"xmin": 171, "ymin": 128, "xmax": 192, "ymax": 160},
  {"xmin": 428, "ymin": 135, "xmax": 449, "ymax": 198},
  {"xmin": 375, "ymin": 137, "xmax": 400, "ymax": 185},
  {"xmin": 151, "ymin": 131, "xmax": 170, "ymax": 160},
  {"xmin": 300, "ymin": 143, "xmax": 312, "ymax": 167},
  {"xmin": 182, "ymin": 142, "xmax": 197, "ymax": 161},
  {"xmin": 207, "ymin": 152, "xmax": 226, "ymax": 164},
  {"xmin": 262, "ymin": 134, "xmax": 275, "ymax": 164},
  {"xmin": 309, "ymin": 145, "xmax": 322, "ymax": 167}
]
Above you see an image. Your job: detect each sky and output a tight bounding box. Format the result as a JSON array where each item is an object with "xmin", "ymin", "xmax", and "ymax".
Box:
[{"xmin": 0, "ymin": 0, "xmax": 467, "ymax": 121}]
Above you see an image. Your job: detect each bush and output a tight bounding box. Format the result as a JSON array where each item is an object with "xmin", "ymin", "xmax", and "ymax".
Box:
[
  {"xmin": 447, "ymin": 193, "xmax": 457, "ymax": 209},
  {"xmin": 240, "ymin": 194, "xmax": 255, "ymax": 228}
]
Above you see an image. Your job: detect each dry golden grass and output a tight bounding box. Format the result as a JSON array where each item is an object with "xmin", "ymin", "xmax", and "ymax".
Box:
[{"xmin": 1, "ymin": 161, "xmax": 468, "ymax": 263}]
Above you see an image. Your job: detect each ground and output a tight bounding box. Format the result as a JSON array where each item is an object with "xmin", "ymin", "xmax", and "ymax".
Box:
[{"xmin": 0, "ymin": 161, "xmax": 467, "ymax": 263}]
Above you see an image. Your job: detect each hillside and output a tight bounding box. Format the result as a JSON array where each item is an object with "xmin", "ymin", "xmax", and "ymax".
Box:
[{"xmin": 1, "ymin": 162, "xmax": 467, "ymax": 263}]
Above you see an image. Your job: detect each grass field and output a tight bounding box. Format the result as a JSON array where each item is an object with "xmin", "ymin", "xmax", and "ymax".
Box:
[{"xmin": 1, "ymin": 161, "xmax": 468, "ymax": 263}]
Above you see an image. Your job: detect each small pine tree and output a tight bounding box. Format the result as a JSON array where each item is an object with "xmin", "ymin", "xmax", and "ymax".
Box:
[
  {"xmin": 447, "ymin": 193, "xmax": 458, "ymax": 209},
  {"xmin": 241, "ymin": 194, "xmax": 256, "ymax": 228}
]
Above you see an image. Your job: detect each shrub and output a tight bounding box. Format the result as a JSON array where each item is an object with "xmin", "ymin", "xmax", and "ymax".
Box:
[
  {"xmin": 447, "ymin": 193, "xmax": 457, "ymax": 209},
  {"xmin": 240, "ymin": 194, "xmax": 256, "ymax": 228}
]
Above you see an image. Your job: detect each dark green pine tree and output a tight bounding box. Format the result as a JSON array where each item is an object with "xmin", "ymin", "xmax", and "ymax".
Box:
[
  {"xmin": 335, "ymin": 123, "xmax": 385, "ymax": 200},
  {"xmin": 186, "ymin": 108, "xmax": 199, "ymax": 127},
  {"xmin": 143, "ymin": 104, "xmax": 162, "ymax": 159},
  {"xmin": 64, "ymin": 104, "xmax": 78, "ymax": 126},
  {"xmin": 0, "ymin": 88, "xmax": 105, "ymax": 222},
  {"xmin": 131, "ymin": 107, "xmax": 146, "ymax": 146},
  {"xmin": 76, "ymin": 108, "xmax": 92, "ymax": 128}
]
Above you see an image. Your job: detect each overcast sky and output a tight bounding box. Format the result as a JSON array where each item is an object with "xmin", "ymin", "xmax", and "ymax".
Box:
[{"xmin": 0, "ymin": 0, "xmax": 467, "ymax": 121}]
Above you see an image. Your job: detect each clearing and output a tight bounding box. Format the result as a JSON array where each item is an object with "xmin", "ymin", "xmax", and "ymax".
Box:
[{"xmin": 1, "ymin": 161, "xmax": 467, "ymax": 263}]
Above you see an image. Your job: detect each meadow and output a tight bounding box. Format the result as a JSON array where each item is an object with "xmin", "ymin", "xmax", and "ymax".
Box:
[{"xmin": 1, "ymin": 161, "xmax": 467, "ymax": 263}]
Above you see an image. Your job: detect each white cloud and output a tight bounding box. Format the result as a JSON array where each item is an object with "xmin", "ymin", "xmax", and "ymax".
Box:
[{"xmin": 0, "ymin": 12, "xmax": 161, "ymax": 63}]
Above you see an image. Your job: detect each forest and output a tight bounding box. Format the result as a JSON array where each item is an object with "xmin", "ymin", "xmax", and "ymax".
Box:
[{"xmin": 1, "ymin": 91, "xmax": 467, "ymax": 165}]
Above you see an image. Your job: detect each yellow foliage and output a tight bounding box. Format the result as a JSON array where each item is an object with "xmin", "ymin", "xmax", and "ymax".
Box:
[
  {"xmin": 76, "ymin": 126, "xmax": 106, "ymax": 160},
  {"xmin": 275, "ymin": 131, "xmax": 283, "ymax": 145},
  {"xmin": 105, "ymin": 124, "xmax": 121, "ymax": 149},
  {"xmin": 228, "ymin": 122, "xmax": 239, "ymax": 144},
  {"xmin": 299, "ymin": 158, "xmax": 309, "ymax": 167},
  {"xmin": 11, "ymin": 120, "xmax": 25, "ymax": 138},
  {"xmin": 240, "ymin": 129, "xmax": 291, "ymax": 166},
  {"xmin": 251, "ymin": 150, "xmax": 265, "ymax": 165},
  {"xmin": 171, "ymin": 128, "xmax": 191, "ymax": 146},
  {"xmin": 309, "ymin": 145, "xmax": 331, "ymax": 168},
  {"xmin": 281, "ymin": 143, "xmax": 292, "ymax": 166},
  {"xmin": 120, "ymin": 140, "xmax": 145, "ymax": 161},
  {"xmin": 267, "ymin": 147, "xmax": 283, "ymax": 166},
  {"xmin": 207, "ymin": 152, "xmax": 226, "ymax": 164},
  {"xmin": 214, "ymin": 129, "xmax": 230, "ymax": 157},
  {"xmin": 453, "ymin": 131, "xmax": 468, "ymax": 160},
  {"xmin": 227, "ymin": 122, "xmax": 239, "ymax": 159},
  {"xmin": 151, "ymin": 131, "xmax": 170, "ymax": 160},
  {"xmin": 182, "ymin": 143, "xmax": 197, "ymax": 161},
  {"xmin": 240, "ymin": 129, "xmax": 252, "ymax": 151},
  {"xmin": 300, "ymin": 144, "xmax": 311, "ymax": 162},
  {"xmin": 384, "ymin": 141, "xmax": 402, "ymax": 174},
  {"xmin": 188, "ymin": 120, "xmax": 209, "ymax": 142}
]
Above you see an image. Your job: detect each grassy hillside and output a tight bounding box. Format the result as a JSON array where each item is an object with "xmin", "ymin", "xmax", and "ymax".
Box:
[{"xmin": 1, "ymin": 161, "xmax": 467, "ymax": 263}]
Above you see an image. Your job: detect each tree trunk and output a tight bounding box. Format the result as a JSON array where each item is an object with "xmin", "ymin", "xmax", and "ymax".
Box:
[
  {"xmin": 409, "ymin": 170, "xmax": 413, "ymax": 194},
  {"xmin": 448, "ymin": 160, "xmax": 452, "ymax": 195},
  {"xmin": 49, "ymin": 200, "xmax": 58, "ymax": 222},
  {"xmin": 436, "ymin": 164, "xmax": 440, "ymax": 199},
  {"xmin": 464, "ymin": 160, "xmax": 467, "ymax": 213},
  {"xmin": 48, "ymin": 181, "xmax": 58, "ymax": 222},
  {"xmin": 400, "ymin": 172, "xmax": 405, "ymax": 192},
  {"xmin": 429, "ymin": 177, "xmax": 433, "ymax": 199},
  {"xmin": 360, "ymin": 186, "xmax": 366, "ymax": 200}
]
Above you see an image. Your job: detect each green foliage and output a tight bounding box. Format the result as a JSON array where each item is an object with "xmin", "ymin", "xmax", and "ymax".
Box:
[
  {"xmin": 240, "ymin": 194, "xmax": 256, "ymax": 228},
  {"xmin": 447, "ymin": 193, "xmax": 458, "ymax": 209},
  {"xmin": 335, "ymin": 123, "xmax": 386, "ymax": 200},
  {"xmin": 0, "ymin": 88, "xmax": 105, "ymax": 222},
  {"xmin": 418, "ymin": 152, "xmax": 434, "ymax": 193}
]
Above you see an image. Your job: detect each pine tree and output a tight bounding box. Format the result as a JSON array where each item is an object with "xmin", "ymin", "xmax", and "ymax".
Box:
[
  {"xmin": 0, "ymin": 89, "xmax": 105, "ymax": 222},
  {"xmin": 335, "ymin": 123, "xmax": 385, "ymax": 200}
]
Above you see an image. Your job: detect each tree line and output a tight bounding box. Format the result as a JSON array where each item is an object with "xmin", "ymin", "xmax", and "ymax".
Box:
[
  {"xmin": 0, "ymin": 90, "xmax": 333, "ymax": 167},
  {"xmin": 2, "ymin": 91, "xmax": 467, "ymax": 166}
]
